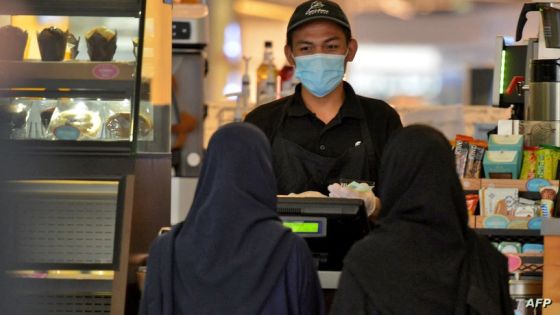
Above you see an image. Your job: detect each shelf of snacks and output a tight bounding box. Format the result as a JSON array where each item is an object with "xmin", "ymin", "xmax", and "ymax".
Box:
[{"xmin": 461, "ymin": 178, "xmax": 560, "ymax": 192}]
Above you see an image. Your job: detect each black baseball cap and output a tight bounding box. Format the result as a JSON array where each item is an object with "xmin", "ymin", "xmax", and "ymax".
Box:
[{"xmin": 287, "ymin": 0, "xmax": 351, "ymax": 33}]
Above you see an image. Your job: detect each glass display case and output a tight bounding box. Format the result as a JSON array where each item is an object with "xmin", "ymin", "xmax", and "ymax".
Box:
[
  {"xmin": 0, "ymin": 0, "xmax": 170, "ymax": 154},
  {"xmin": 0, "ymin": 1, "xmax": 172, "ymax": 314}
]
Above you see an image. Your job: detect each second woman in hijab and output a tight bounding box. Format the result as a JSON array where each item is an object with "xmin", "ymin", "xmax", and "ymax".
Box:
[
  {"xmin": 140, "ymin": 123, "xmax": 325, "ymax": 315},
  {"xmin": 330, "ymin": 125, "xmax": 512, "ymax": 315}
]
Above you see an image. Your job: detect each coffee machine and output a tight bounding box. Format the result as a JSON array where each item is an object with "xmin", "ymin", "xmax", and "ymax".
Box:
[
  {"xmin": 517, "ymin": 2, "xmax": 560, "ymax": 121},
  {"xmin": 493, "ymin": 2, "xmax": 560, "ymax": 145}
]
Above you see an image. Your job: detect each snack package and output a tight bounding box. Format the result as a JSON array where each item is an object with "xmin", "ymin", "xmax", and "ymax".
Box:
[
  {"xmin": 454, "ymin": 135, "xmax": 473, "ymax": 178},
  {"xmin": 86, "ymin": 27, "xmax": 117, "ymax": 61},
  {"xmin": 465, "ymin": 194, "xmax": 479, "ymax": 216},
  {"xmin": 513, "ymin": 198, "xmax": 537, "ymax": 218},
  {"xmin": 520, "ymin": 146, "xmax": 539, "ymax": 179},
  {"xmin": 536, "ymin": 147, "xmax": 554, "ymax": 179},
  {"xmin": 541, "ymin": 144, "xmax": 560, "ymax": 180},
  {"xmin": 0, "ymin": 25, "xmax": 28, "ymax": 60},
  {"xmin": 104, "ymin": 99, "xmax": 153, "ymax": 140},
  {"xmin": 465, "ymin": 140, "xmax": 487, "ymax": 178},
  {"xmin": 480, "ymin": 187, "xmax": 518, "ymax": 216},
  {"xmin": 539, "ymin": 185, "xmax": 558, "ymax": 218},
  {"xmin": 47, "ymin": 100, "xmax": 102, "ymax": 140}
]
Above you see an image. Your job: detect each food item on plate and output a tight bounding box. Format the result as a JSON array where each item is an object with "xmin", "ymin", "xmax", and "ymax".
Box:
[
  {"xmin": 86, "ymin": 26, "xmax": 117, "ymax": 61},
  {"xmin": 105, "ymin": 112, "xmax": 152, "ymax": 138},
  {"xmin": 0, "ymin": 25, "xmax": 28, "ymax": 60},
  {"xmin": 49, "ymin": 109, "xmax": 101, "ymax": 139},
  {"xmin": 37, "ymin": 27, "xmax": 68, "ymax": 61}
]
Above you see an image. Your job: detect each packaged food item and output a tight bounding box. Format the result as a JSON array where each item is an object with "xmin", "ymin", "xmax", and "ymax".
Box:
[
  {"xmin": 86, "ymin": 26, "xmax": 117, "ymax": 61},
  {"xmin": 498, "ymin": 241, "xmax": 522, "ymax": 254},
  {"xmin": 540, "ymin": 144, "xmax": 560, "ymax": 180},
  {"xmin": 539, "ymin": 185, "xmax": 558, "ymax": 218},
  {"xmin": 506, "ymin": 254, "xmax": 522, "ymax": 272},
  {"xmin": 47, "ymin": 100, "xmax": 102, "ymax": 140},
  {"xmin": 513, "ymin": 197, "xmax": 537, "ymax": 217},
  {"xmin": 522, "ymin": 243, "xmax": 544, "ymax": 254},
  {"xmin": 454, "ymin": 135, "xmax": 472, "ymax": 178},
  {"xmin": 37, "ymin": 27, "xmax": 68, "ymax": 61},
  {"xmin": 520, "ymin": 146, "xmax": 539, "ymax": 179},
  {"xmin": 465, "ymin": 194, "xmax": 479, "ymax": 216},
  {"xmin": 465, "ymin": 140, "xmax": 487, "ymax": 178},
  {"xmin": 103, "ymin": 99, "xmax": 153, "ymax": 140},
  {"xmin": 536, "ymin": 147, "xmax": 554, "ymax": 179},
  {"xmin": 480, "ymin": 187, "xmax": 518, "ymax": 216},
  {"xmin": 528, "ymin": 217, "xmax": 543, "ymax": 230},
  {"xmin": 0, "ymin": 25, "xmax": 28, "ymax": 60}
]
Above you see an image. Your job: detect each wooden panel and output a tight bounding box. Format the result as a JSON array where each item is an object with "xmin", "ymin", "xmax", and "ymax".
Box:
[
  {"xmin": 461, "ymin": 178, "xmax": 481, "ymax": 191},
  {"xmin": 543, "ymin": 236, "xmax": 560, "ymax": 315},
  {"xmin": 125, "ymin": 155, "xmax": 171, "ymax": 314}
]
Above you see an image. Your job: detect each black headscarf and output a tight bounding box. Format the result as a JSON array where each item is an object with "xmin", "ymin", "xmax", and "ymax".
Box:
[
  {"xmin": 142, "ymin": 123, "xmax": 298, "ymax": 314},
  {"xmin": 337, "ymin": 125, "xmax": 512, "ymax": 314}
]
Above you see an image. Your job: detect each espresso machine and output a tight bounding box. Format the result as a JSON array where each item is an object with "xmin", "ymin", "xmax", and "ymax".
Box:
[{"xmin": 493, "ymin": 2, "xmax": 560, "ymax": 145}]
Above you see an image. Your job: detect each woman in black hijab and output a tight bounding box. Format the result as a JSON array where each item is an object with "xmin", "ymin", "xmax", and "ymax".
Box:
[
  {"xmin": 140, "ymin": 123, "xmax": 325, "ymax": 315},
  {"xmin": 330, "ymin": 125, "xmax": 512, "ymax": 315}
]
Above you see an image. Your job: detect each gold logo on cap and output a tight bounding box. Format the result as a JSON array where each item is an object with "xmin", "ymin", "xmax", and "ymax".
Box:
[{"xmin": 306, "ymin": 1, "xmax": 329, "ymax": 16}]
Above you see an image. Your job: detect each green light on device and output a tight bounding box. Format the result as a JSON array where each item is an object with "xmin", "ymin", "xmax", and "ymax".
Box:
[{"xmin": 283, "ymin": 221, "xmax": 319, "ymax": 233}]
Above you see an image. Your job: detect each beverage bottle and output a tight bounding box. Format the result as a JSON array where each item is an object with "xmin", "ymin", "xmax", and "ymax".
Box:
[
  {"xmin": 256, "ymin": 41, "xmax": 278, "ymax": 105},
  {"xmin": 279, "ymin": 63, "xmax": 296, "ymax": 97}
]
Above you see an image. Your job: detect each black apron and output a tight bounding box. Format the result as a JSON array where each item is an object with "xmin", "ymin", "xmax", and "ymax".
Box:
[{"xmin": 272, "ymin": 100, "xmax": 378, "ymax": 195}]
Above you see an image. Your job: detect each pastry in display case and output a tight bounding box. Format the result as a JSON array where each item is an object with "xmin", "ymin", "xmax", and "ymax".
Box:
[
  {"xmin": 104, "ymin": 99, "xmax": 153, "ymax": 140},
  {"xmin": 37, "ymin": 26, "xmax": 68, "ymax": 61},
  {"xmin": 0, "ymin": 25, "xmax": 28, "ymax": 60},
  {"xmin": 0, "ymin": 98, "xmax": 30, "ymax": 139},
  {"xmin": 47, "ymin": 100, "xmax": 102, "ymax": 140},
  {"xmin": 86, "ymin": 26, "xmax": 117, "ymax": 61}
]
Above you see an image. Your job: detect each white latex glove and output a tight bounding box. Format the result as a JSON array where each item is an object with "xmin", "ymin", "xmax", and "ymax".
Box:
[
  {"xmin": 285, "ymin": 191, "xmax": 328, "ymax": 198},
  {"xmin": 327, "ymin": 183, "xmax": 377, "ymax": 216}
]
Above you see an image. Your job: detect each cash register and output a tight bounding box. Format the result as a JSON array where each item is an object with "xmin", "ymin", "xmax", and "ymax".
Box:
[{"xmin": 277, "ymin": 197, "xmax": 370, "ymax": 271}]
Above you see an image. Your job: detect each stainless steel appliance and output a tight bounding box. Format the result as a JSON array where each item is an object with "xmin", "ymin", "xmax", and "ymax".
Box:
[
  {"xmin": 517, "ymin": 2, "xmax": 560, "ymax": 121},
  {"xmin": 172, "ymin": 2, "xmax": 208, "ymax": 177},
  {"xmin": 493, "ymin": 2, "xmax": 560, "ymax": 146},
  {"xmin": 528, "ymin": 58, "xmax": 560, "ymax": 121}
]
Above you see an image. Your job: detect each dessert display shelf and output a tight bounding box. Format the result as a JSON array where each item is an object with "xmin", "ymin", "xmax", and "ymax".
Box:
[{"xmin": 0, "ymin": 60, "xmax": 136, "ymax": 94}]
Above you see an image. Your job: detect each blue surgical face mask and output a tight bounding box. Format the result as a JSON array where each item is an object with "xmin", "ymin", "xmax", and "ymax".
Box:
[{"xmin": 294, "ymin": 53, "xmax": 346, "ymax": 97}]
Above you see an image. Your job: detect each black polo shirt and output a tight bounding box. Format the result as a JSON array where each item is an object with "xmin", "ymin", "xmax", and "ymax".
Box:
[{"xmin": 245, "ymin": 82, "xmax": 402, "ymax": 160}]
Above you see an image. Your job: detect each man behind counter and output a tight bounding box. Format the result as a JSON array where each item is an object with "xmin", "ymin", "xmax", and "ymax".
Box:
[{"xmin": 245, "ymin": 0, "xmax": 402, "ymax": 217}]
